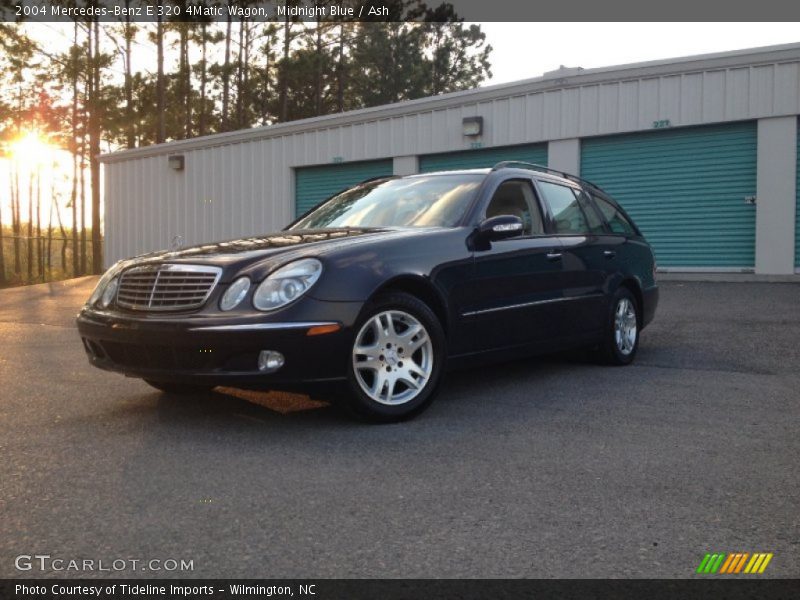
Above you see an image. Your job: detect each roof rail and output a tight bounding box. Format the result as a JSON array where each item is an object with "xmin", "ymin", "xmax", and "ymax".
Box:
[
  {"xmin": 491, "ymin": 161, "xmax": 605, "ymax": 193},
  {"xmin": 358, "ymin": 174, "xmax": 399, "ymax": 185}
]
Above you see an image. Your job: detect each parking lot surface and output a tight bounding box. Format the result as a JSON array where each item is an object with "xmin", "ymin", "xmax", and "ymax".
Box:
[{"xmin": 0, "ymin": 277, "xmax": 798, "ymax": 578}]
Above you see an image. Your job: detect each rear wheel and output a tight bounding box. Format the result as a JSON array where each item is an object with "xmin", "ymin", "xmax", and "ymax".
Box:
[
  {"xmin": 599, "ymin": 287, "xmax": 639, "ymax": 365},
  {"xmin": 144, "ymin": 380, "xmax": 215, "ymax": 396},
  {"xmin": 344, "ymin": 293, "xmax": 446, "ymax": 422}
]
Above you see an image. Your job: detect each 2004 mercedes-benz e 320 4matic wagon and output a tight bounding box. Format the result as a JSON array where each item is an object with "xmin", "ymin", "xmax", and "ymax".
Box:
[{"xmin": 78, "ymin": 162, "xmax": 658, "ymax": 421}]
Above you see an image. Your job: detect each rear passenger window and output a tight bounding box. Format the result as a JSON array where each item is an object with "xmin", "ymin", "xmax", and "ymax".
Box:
[
  {"xmin": 537, "ymin": 181, "xmax": 589, "ymax": 234},
  {"xmin": 592, "ymin": 194, "xmax": 636, "ymax": 236},
  {"xmin": 574, "ymin": 190, "xmax": 606, "ymax": 234}
]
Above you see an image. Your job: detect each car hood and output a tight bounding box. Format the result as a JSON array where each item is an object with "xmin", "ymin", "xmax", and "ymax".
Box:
[{"xmin": 120, "ymin": 227, "xmax": 444, "ymax": 278}]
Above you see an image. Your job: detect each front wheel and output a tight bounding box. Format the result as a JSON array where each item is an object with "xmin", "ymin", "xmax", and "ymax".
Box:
[
  {"xmin": 599, "ymin": 287, "xmax": 640, "ymax": 365},
  {"xmin": 344, "ymin": 293, "xmax": 446, "ymax": 422}
]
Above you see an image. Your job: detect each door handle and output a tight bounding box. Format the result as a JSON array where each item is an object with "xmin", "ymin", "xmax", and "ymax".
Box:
[
  {"xmin": 603, "ymin": 250, "xmax": 616, "ymax": 259},
  {"xmin": 546, "ymin": 251, "xmax": 562, "ymax": 261}
]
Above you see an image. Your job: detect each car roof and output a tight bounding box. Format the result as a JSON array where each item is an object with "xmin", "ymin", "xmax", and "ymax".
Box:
[
  {"xmin": 404, "ymin": 168, "xmax": 491, "ymax": 177},
  {"xmin": 402, "ymin": 166, "xmax": 581, "ymax": 188}
]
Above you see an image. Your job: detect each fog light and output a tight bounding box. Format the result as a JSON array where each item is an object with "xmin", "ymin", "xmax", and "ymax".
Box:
[{"xmin": 258, "ymin": 350, "xmax": 285, "ymax": 372}]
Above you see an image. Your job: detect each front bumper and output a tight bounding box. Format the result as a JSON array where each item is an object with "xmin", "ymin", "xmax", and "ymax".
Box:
[{"xmin": 76, "ymin": 299, "xmax": 363, "ymax": 391}]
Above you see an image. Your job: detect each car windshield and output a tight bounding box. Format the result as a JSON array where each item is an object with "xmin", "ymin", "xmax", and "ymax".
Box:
[{"xmin": 289, "ymin": 174, "xmax": 484, "ymax": 230}]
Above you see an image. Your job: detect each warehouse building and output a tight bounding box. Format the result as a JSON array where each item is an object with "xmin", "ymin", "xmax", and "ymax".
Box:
[{"xmin": 101, "ymin": 43, "xmax": 800, "ymax": 275}]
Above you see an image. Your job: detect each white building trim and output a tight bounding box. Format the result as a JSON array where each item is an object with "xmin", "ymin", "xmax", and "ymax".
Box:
[{"xmin": 755, "ymin": 117, "xmax": 798, "ymax": 275}]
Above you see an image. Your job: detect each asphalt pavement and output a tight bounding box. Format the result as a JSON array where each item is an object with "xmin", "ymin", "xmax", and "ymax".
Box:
[{"xmin": 0, "ymin": 277, "xmax": 798, "ymax": 578}]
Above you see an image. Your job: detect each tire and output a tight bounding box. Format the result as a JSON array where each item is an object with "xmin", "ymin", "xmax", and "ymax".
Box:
[
  {"xmin": 144, "ymin": 380, "xmax": 215, "ymax": 396},
  {"xmin": 344, "ymin": 292, "xmax": 446, "ymax": 422},
  {"xmin": 599, "ymin": 286, "xmax": 640, "ymax": 365}
]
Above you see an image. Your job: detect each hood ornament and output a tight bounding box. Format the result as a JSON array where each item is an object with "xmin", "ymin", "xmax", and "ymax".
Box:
[{"xmin": 170, "ymin": 235, "xmax": 184, "ymax": 251}]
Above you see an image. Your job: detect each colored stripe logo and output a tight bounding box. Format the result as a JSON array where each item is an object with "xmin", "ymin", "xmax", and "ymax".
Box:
[{"xmin": 696, "ymin": 552, "xmax": 773, "ymax": 574}]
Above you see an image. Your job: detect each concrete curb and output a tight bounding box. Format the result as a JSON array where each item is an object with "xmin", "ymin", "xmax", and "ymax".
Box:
[{"xmin": 657, "ymin": 273, "xmax": 800, "ymax": 283}]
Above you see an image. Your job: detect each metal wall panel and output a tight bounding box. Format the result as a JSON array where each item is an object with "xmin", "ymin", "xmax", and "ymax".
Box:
[
  {"xmin": 419, "ymin": 143, "xmax": 547, "ymax": 172},
  {"xmin": 581, "ymin": 122, "xmax": 758, "ymax": 268},
  {"xmin": 294, "ymin": 159, "xmax": 394, "ymax": 218}
]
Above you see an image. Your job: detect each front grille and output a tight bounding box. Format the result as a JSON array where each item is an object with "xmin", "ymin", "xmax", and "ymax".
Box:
[{"xmin": 116, "ymin": 264, "xmax": 222, "ymax": 311}]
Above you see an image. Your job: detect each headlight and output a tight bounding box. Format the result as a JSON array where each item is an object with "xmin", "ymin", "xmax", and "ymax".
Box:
[
  {"xmin": 220, "ymin": 277, "xmax": 251, "ymax": 311},
  {"xmin": 87, "ymin": 262, "xmax": 124, "ymax": 307},
  {"xmin": 253, "ymin": 258, "xmax": 322, "ymax": 311},
  {"xmin": 99, "ymin": 277, "xmax": 119, "ymax": 308}
]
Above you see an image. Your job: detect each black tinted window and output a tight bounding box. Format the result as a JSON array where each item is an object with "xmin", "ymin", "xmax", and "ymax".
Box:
[
  {"xmin": 592, "ymin": 194, "xmax": 636, "ymax": 236},
  {"xmin": 485, "ymin": 180, "xmax": 544, "ymax": 236},
  {"xmin": 575, "ymin": 190, "xmax": 606, "ymax": 234},
  {"xmin": 538, "ymin": 181, "xmax": 589, "ymax": 234}
]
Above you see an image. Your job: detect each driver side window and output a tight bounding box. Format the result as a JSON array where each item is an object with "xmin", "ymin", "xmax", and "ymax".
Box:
[{"xmin": 485, "ymin": 180, "xmax": 544, "ymax": 236}]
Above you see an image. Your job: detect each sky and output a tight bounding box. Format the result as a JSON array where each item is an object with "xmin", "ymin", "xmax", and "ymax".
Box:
[{"xmin": 480, "ymin": 23, "xmax": 800, "ymax": 85}]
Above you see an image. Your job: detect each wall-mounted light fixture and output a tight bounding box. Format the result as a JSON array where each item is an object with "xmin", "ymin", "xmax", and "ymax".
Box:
[
  {"xmin": 168, "ymin": 155, "xmax": 185, "ymax": 171},
  {"xmin": 462, "ymin": 116, "xmax": 483, "ymax": 137}
]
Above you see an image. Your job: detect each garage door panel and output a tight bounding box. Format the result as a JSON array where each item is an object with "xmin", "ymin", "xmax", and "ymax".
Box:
[
  {"xmin": 295, "ymin": 159, "xmax": 393, "ymax": 218},
  {"xmin": 581, "ymin": 122, "xmax": 757, "ymax": 269},
  {"xmin": 419, "ymin": 143, "xmax": 547, "ymax": 173}
]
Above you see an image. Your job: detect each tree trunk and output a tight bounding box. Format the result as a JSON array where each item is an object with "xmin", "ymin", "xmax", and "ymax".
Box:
[
  {"xmin": 236, "ymin": 18, "xmax": 244, "ymax": 127},
  {"xmin": 260, "ymin": 28, "xmax": 272, "ymax": 126},
  {"xmin": 261, "ymin": 52, "xmax": 270, "ymax": 125},
  {"xmin": 54, "ymin": 190, "xmax": 68, "ymax": 274},
  {"xmin": 71, "ymin": 21, "xmax": 79, "ymax": 277},
  {"xmin": 156, "ymin": 9, "xmax": 165, "ymax": 143},
  {"xmin": 199, "ymin": 23, "xmax": 208, "ymax": 136},
  {"xmin": 315, "ymin": 19, "xmax": 323, "ymax": 116},
  {"xmin": 46, "ymin": 181, "xmax": 53, "ymax": 279},
  {"xmin": 91, "ymin": 18, "xmax": 102, "ymax": 274},
  {"xmin": 242, "ymin": 21, "xmax": 251, "ymax": 128},
  {"xmin": 0, "ymin": 178, "xmax": 5, "ymax": 286},
  {"xmin": 336, "ymin": 23, "xmax": 345, "ymax": 113},
  {"xmin": 124, "ymin": 2, "xmax": 135, "ymax": 148},
  {"xmin": 80, "ymin": 21, "xmax": 91, "ymax": 275},
  {"xmin": 79, "ymin": 133, "xmax": 87, "ymax": 276},
  {"xmin": 279, "ymin": 16, "xmax": 291, "ymax": 122},
  {"xmin": 222, "ymin": 12, "xmax": 232, "ymax": 130},
  {"xmin": 183, "ymin": 25, "xmax": 192, "ymax": 138},
  {"xmin": 177, "ymin": 24, "xmax": 186, "ymax": 139},
  {"xmin": 26, "ymin": 171, "xmax": 33, "ymax": 281},
  {"xmin": 12, "ymin": 164, "xmax": 21, "ymax": 276},
  {"xmin": 12, "ymin": 85, "xmax": 22, "ymax": 276},
  {"xmin": 36, "ymin": 166, "xmax": 42, "ymax": 280}
]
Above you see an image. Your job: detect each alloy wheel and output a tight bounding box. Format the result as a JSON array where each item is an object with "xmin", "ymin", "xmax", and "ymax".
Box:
[
  {"xmin": 614, "ymin": 297, "xmax": 638, "ymax": 355},
  {"xmin": 352, "ymin": 310, "xmax": 434, "ymax": 406}
]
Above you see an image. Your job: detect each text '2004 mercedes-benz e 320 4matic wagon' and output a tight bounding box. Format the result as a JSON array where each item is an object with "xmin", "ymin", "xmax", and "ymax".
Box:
[{"xmin": 78, "ymin": 162, "xmax": 658, "ymax": 422}]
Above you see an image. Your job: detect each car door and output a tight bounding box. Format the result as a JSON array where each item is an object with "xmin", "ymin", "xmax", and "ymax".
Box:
[
  {"xmin": 462, "ymin": 178, "xmax": 566, "ymax": 352},
  {"xmin": 588, "ymin": 190, "xmax": 641, "ymax": 278},
  {"xmin": 534, "ymin": 179, "xmax": 608, "ymax": 339}
]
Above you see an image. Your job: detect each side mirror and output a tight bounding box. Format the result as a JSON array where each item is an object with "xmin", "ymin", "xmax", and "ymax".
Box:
[{"xmin": 476, "ymin": 214, "xmax": 524, "ymax": 241}]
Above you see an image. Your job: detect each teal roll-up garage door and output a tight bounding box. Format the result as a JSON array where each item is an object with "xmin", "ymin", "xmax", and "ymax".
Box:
[
  {"xmin": 419, "ymin": 143, "xmax": 547, "ymax": 173},
  {"xmin": 294, "ymin": 159, "xmax": 393, "ymax": 217},
  {"xmin": 581, "ymin": 122, "xmax": 757, "ymax": 269}
]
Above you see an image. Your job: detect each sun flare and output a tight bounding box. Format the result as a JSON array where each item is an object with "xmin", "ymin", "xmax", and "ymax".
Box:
[{"xmin": 9, "ymin": 130, "xmax": 55, "ymax": 166}]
